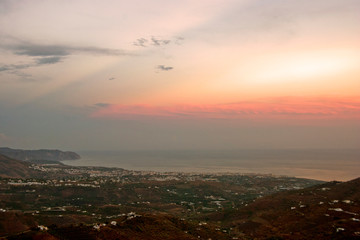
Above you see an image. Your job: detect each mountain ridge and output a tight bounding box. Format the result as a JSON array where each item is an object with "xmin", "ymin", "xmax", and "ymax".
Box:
[{"xmin": 0, "ymin": 147, "xmax": 80, "ymax": 162}]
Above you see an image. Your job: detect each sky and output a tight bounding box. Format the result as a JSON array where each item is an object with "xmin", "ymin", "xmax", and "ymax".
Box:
[{"xmin": 0, "ymin": 0, "xmax": 359, "ymax": 151}]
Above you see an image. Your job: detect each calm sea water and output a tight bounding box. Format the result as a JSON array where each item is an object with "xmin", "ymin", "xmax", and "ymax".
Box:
[{"xmin": 62, "ymin": 149, "xmax": 360, "ymax": 181}]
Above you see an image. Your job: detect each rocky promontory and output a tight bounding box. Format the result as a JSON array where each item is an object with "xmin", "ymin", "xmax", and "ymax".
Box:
[{"xmin": 0, "ymin": 147, "xmax": 80, "ymax": 162}]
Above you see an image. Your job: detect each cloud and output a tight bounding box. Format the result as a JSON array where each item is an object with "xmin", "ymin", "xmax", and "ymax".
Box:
[
  {"xmin": 151, "ymin": 36, "xmax": 171, "ymax": 46},
  {"xmin": 9, "ymin": 43, "xmax": 130, "ymax": 57},
  {"xmin": 0, "ymin": 66, "xmax": 34, "ymax": 81},
  {"xmin": 174, "ymin": 36, "xmax": 185, "ymax": 45},
  {"xmin": 14, "ymin": 44, "xmax": 69, "ymax": 56},
  {"xmin": 157, "ymin": 65, "xmax": 173, "ymax": 71},
  {"xmin": 0, "ymin": 41, "xmax": 132, "ymax": 77},
  {"xmin": 133, "ymin": 36, "xmax": 183, "ymax": 47},
  {"xmin": 0, "ymin": 57, "xmax": 62, "ymax": 74},
  {"xmin": 35, "ymin": 56, "xmax": 63, "ymax": 65},
  {"xmin": 133, "ymin": 38, "xmax": 148, "ymax": 47},
  {"xmin": 73, "ymin": 46, "xmax": 129, "ymax": 56},
  {"xmin": 90, "ymin": 96, "xmax": 360, "ymax": 120},
  {"xmin": 0, "ymin": 63, "xmax": 32, "ymax": 72},
  {"xmin": 0, "ymin": 66, "xmax": 10, "ymax": 72},
  {"xmin": 9, "ymin": 70, "xmax": 33, "ymax": 80},
  {"xmin": 94, "ymin": 103, "xmax": 111, "ymax": 108}
]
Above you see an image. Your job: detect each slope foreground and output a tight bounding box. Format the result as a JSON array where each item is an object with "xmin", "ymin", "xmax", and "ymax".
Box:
[{"xmin": 218, "ymin": 178, "xmax": 360, "ymax": 239}]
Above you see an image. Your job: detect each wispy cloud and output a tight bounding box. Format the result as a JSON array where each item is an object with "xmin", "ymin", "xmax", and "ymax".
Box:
[
  {"xmin": 0, "ymin": 40, "xmax": 132, "ymax": 77},
  {"xmin": 174, "ymin": 36, "xmax": 185, "ymax": 45},
  {"xmin": 35, "ymin": 56, "xmax": 63, "ymax": 65},
  {"xmin": 9, "ymin": 43, "xmax": 130, "ymax": 57},
  {"xmin": 151, "ymin": 36, "xmax": 171, "ymax": 46},
  {"xmin": 94, "ymin": 103, "xmax": 111, "ymax": 108},
  {"xmin": 9, "ymin": 70, "xmax": 33, "ymax": 80},
  {"xmin": 90, "ymin": 96, "xmax": 360, "ymax": 120},
  {"xmin": 0, "ymin": 56, "xmax": 62, "ymax": 74},
  {"xmin": 133, "ymin": 36, "xmax": 184, "ymax": 48},
  {"xmin": 133, "ymin": 38, "xmax": 148, "ymax": 47},
  {"xmin": 132, "ymin": 36, "xmax": 183, "ymax": 71},
  {"xmin": 0, "ymin": 63, "xmax": 32, "ymax": 72},
  {"xmin": 13, "ymin": 44, "xmax": 69, "ymax": 56},
  {"xmin": 156, "ymin": 65, "xmax": 173, "ymax": 71}
]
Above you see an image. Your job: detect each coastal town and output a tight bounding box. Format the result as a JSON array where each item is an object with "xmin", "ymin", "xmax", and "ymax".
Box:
[
  {"xmin": 1, "ymin": 154, "xmax": 359, "ymax": 239},
  {"xmin": 0, "ymin": 162, "xmax": 322, "ymax": 236}
]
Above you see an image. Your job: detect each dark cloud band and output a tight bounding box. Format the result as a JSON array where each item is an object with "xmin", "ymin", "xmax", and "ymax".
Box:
[
  {"xmin": 10, "ymin": 43, "xmax": 130, "ymax": 57},
  {"xmin": 0, "ymin": 40, "xmax": 131, "ymax": 77}
]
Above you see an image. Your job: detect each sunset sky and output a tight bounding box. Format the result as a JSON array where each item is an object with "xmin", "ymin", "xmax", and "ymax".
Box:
[{"xmin": 0, "ymin": 0, "xmax": 359, "ymax": 151}]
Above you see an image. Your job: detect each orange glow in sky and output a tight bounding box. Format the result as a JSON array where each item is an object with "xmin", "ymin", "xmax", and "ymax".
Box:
[
  {"xmin": 0, "ymin": 0, "xmax": 359, "ymax": 150},
  {"xmin": 91, "ymin": 96, "xmax": 360, "ymax": 121}
]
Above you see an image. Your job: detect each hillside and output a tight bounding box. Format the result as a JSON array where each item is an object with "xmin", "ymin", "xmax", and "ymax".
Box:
[
  {"xmin": 0, "ymin": 147, "xmax": 80, "ymax": 162},
  {"xmin": 4, "ymin": 178, "xmax": 359, "ymax": 239},
  {"xmin": 6, "ymin": 214, "xmax": 230, "ymax": 240},
  {"xmin": 218, "ymin": 177, "xmax": 360, "ymax": 239},
  {"xmin": 0, "ymin": 154, "xmax": 39, "ymax": 178},
  {"xmin": 1, "ymin": 155, "xmax": 358, "ymax": 239}
]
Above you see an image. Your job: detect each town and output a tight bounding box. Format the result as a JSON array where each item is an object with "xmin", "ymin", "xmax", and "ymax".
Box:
[{"xmin": 0, "ymin": 162, "xmax": 322, "ymax": 238}]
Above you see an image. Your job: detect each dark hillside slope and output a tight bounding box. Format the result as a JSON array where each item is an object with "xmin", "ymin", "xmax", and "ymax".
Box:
[
  {"xmin": 6, "ymin": 214, "xmax": 230, "ymax": 240},
  {"xmin": 222, "ymin": 177, "xmax": 360, "ymax": 239},
  {"xmin": 0, "ymin": 154, "xmax": 39, "ymax": 178}
]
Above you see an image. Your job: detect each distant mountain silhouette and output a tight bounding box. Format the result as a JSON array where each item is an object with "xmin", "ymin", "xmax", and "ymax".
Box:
[{"xmin": 0, "ymin": 147, "xmax": 80, "ymax": 162}]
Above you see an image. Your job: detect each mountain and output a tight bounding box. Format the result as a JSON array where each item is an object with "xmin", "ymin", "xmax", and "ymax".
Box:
[
  {"xmin": 218, "ymin": 177, "xmax": 360, "ymax": 239},
  {"xmin": 0, "ymin": 147, "xmax": 80, "ymax": 162},
  {"xmin": 0, "ymin": 154, "xmax": 40, "ymax": 178}
]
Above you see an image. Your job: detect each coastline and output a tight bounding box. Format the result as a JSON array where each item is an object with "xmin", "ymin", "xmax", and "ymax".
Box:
[{"xmin": 62, "ymin": 149, "xmax": 360, "ymax": 182}]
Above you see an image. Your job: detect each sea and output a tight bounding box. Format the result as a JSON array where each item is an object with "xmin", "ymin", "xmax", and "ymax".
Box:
[{"xmin": 62, "ymin": 149, "xmax": 360, "ymax": 181}]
